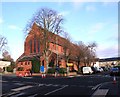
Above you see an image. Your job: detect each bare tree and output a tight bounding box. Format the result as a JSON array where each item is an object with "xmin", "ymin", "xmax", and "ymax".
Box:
[
  {"xmin": 2, "ymin": 50, "xmax": 10, "ymax": 60},
  {"xmin": 75, "ymin": 41, "xmax": 87, "ymax": 69},
  {"xmin": 0, "ymin": 35, "xmax": 7, "ymax": 53},
  {"xmin": 87, "ymin": 42, "xmax": 97, "ymax": 66},
  {"xmin": 24, "ymin": 8, "xmax": 64, "ymax": 71},
  {"xmin": 80, "ymin": 42, "xmax": 97, "ymax": 66},
  {"xmin": 75, "ymin": 41, "xmax": 97, "ymax": 67},
  {"xmin": 88, "ymin": 42, "xmax": 97, "ymax": 53},
  {"xmin": 62, "ymin": 32, "xmax": 73, "ymax": 71}
]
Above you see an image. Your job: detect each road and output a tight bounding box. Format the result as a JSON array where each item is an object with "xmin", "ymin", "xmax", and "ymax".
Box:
[{"xmin": 1, "ymin": 72, "xmax": 120, "ymax": 97}]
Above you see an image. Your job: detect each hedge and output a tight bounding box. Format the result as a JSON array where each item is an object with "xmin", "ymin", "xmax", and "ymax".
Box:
[
  {"xmin": 47, "ymin": 68, "xmax": 55, "ymax": 74},
  {"xmin": 77, "ymin": 68, "xmax": 82, "ymax": 74},
  {"xmin": 32, "ymin": 57, "xmax": 40, "ymax": 73},
  {"xmin": 47, "ymin": 67, "xmax": 67, "ymax": 74},
  {"xmin": 7, "ymin": 66, "xmax": 13, "ymax": 72},
  {"xmin": 58, "ymin": 68, "xmax": 67, "ymax": 74}
]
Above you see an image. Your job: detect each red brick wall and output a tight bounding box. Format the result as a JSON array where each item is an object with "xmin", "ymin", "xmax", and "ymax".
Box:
[{"xmin": 17, "ymin": 61, "xmax": 32, "ymax": 70}]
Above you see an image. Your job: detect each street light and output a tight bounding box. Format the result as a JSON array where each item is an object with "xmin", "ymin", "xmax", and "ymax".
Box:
[{"xmin": 85, "ymin": 57, "xmax": 87, "ymax": 66}]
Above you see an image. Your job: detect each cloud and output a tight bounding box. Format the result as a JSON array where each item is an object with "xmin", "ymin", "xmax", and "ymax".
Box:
[
  {"xmin": 71, "ymin": 0, "xmax": 96, "ymax": 2},
  {"xmin": 1, "ymin": 0, "xmax": 119, "ymax": 2},
  {"xmin": 88, "ymin": 23, "xmax": 105, "ymax": 35},
  {"xmin": 88, "ymin": 22, "xmax": 118, "ymax": 58},
  {"xmin": 0, "ymin": 18, "xmax": 3, "ymax": 24},
  {"xmin": 101, "ymin": 0, "xmax": 119, "ymax": 3},
  {"xmin": 105, "ymin": 23, "xmax": 118, "ymax": 42},
  {"xmin": 86, "ymin": 5, "xmax": 96, "ymax": 11},
  {"xmin": 58, "ymin": 11, "xmax": 70, "ymax": 16},
  {"xmin": 10, "ymin": 43, "xmax": 24, "ymax": 61},
  {"xmin": 8, "ymin": 25, "xmax": 21, "ymax": 30},
  {"xmin": 96, "ymin": 44, "xmax": 118, "ymax": 58},
  {"xmin": 71, "ymin": 0, "xmax": 84, "ymax": 11}
]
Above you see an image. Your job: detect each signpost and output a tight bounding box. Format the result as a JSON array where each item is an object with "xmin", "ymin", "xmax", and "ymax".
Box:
[
  {"xmin": 40, "ymin": 65, "xmax": 45, "ymax": 78},
  {"xmin": 40, "ymin": 65, "xmax": 44, "ymax": 73}
]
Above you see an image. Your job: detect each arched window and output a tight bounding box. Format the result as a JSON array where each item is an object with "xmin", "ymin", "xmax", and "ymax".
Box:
[
  {"xmin": 29, "ymin": 40, "xmax": 32, "ymax": 53},
  {"xmin": 34, "ymin": 37, "xmax": 36, "ymax": 53},
  {"xmin": 42, "ymin": 60, "xmax": 44, "ymax": 66},
  {"xmin": 24, "ymin": 42, "xmax": 26, "ymax": 51},
  {"xmin": 38, "ymin": 39, "xmax": 40, "ymax": 53}
]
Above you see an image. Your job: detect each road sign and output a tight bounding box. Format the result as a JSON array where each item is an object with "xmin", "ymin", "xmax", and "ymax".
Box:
[{"xmin": 40, "ymin": 65, "xmax": 44, "ymax": 73}]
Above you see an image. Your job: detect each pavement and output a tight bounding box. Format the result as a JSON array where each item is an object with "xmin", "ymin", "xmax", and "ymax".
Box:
[{"xmin": 91, "ymin": 76, "xmax": 120, "ymax": 97}]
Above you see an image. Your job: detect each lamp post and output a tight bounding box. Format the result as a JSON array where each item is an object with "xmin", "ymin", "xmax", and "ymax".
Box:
[
  {"xmin": 4, "ymin": 64, "xmax": 7, "ymax": 73},
  {"xmin": 85, "ymin": 57, "xmax": 87, "ymax": 66},
  {"xmin": 55, "ymin": 35, "xmax": 59, "ymax": 77}
]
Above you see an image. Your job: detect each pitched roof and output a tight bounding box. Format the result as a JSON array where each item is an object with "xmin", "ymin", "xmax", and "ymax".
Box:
[
  {"xmin": 17, "ymin": 54, "xmax": 41, "ymax": 62},
  {"xmin": 30, "ymin": 22, "xmax": 78, "ymax": 56},
  {"xmin": 99, "ymin": 57, "xmax": 120, "ymax": 62}
]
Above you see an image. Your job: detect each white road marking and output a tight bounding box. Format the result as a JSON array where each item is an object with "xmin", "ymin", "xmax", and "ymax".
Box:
[
  {"xmin": 91, "ymin": 89, "xmax": 109, "ymax": 97},
  {"xmin": 92, "ymin": 84, "xmax": 102, "ymax": 90},
  {"xmin": 28, "ymin": 94, "xmax": 38, "ymax": 97},
  {"xmin": 24, "ymin": 77, "xmax": 33, "ymax": 79},
  {"xmin": 44, "ymin": 85, "xmax": 68, "ymax": 95},
  {"xmin": 0, "ymin": 80, "xmax": 8, "ymax": 82},
  {"xmin": 52, "ymin": 84, "xmax": 59, "ymax": 87},
  {"xmin": 14, "ymin": 83, "xmax": 24, "ymax": 85},
  {"xmin": 38, "ymin": 84, "xmax": 44, "ymax": 86},
  {"xmin": 45, "ymin": 84, "xmax": 52, "ymax": 86},
  {"xmin": 12, "ymin": 85, "xmax": 33, "ymax": 91},
  {"xmin": 2, "ymin": 91, "xmax": 20, "ymax": 96},
  {"xmin": 11, "ymin": 92, "xmax": 25, "ymax": 97}
]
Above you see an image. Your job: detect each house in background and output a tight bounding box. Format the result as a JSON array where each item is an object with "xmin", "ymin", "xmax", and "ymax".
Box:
[
  {"xmin": 99, "ymin": 57, "xmax": 120, "ymax": 67},
  {"xmin": 0, "ymin": 60, "xmax": 11, "ymax": 73}
]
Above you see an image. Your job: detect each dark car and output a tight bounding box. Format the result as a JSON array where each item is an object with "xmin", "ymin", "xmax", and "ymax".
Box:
[
  {"xmin": 91, "ymin": 67, "xmax": 102, "ymax": 73},
  {"xmin": 114, "ymin": 66, "xmax": 120, "ymax": 76},
  {"xmin": 110, "ymin": 67, "xmax": 119, "ymax": 76},
  {"xmin": 91, "ymin": 67, "xmax": 98, "ymax": 74}
]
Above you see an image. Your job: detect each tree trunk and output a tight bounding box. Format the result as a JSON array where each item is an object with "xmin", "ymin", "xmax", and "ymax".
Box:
[
  {"xmin": 46, "ymin": 56, "xmax": 49, "ymax": 72},
  {"xmin": 77, "ymin": 60, "xmax": 80, "ymax": 71}
]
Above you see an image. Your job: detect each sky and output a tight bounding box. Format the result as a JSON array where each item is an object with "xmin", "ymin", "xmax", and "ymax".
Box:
[{"xmin": 0, "ymin": 0, "xmax": 119, "ymax": 61}]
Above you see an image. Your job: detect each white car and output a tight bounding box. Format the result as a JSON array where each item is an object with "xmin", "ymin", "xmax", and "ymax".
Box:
[
  {"xmin": 82, "ymin": 67, "xmax": 93, "ymax": 74},
  {"xmin": 99, "ymin": 67, "xmax": 104, "ymax": 72}
]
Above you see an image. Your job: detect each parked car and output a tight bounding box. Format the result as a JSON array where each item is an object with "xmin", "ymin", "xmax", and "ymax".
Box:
[
  {"xmin": 82, "ymin": 67, "xmax": 93, "ymax": 74},
  {"xmin": 110, "ymin": 67, "xmax": 119, "ymax": 76},
  {"xmin": 98, "ymin": 67, "xmax": 104, "ymax": 72},
  {"xmin": 91, "ymin": 67, "xmax": 98, "ymax": 74},
  {"xmin": 114, "ymin": 66, "xmax": 120, "ymax": 76},
  {"xmin": 101, "ymin": 66, "xmax": 109, "ymax": 71}
]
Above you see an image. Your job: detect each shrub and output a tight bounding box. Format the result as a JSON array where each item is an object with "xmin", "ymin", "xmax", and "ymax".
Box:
[
  {"xmin": 32, "ymin": 57, "xmax": 40, "ymax": 73},
  {"xmin": 59, "ymin": 68, "xmax": 67, "ymax": 74},
  {"xmin": 77, "ymin": 68, "xmax": 82, "ymax": 74},
  {"xmin": 49, "ymin": 61, "xmax": 54, "ymax": 67},
  {"xmin": 47, "ymin": 68, "xmax": 55, "ymax": 74},
  {"xmin": 7, "ymin": 66, "xmax": 13, "ymax": 72}
]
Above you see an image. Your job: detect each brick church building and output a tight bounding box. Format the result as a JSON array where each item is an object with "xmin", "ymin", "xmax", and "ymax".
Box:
[{"xmin": 16, "ymin": 22, "xmax": 80, "ymax": 73}]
